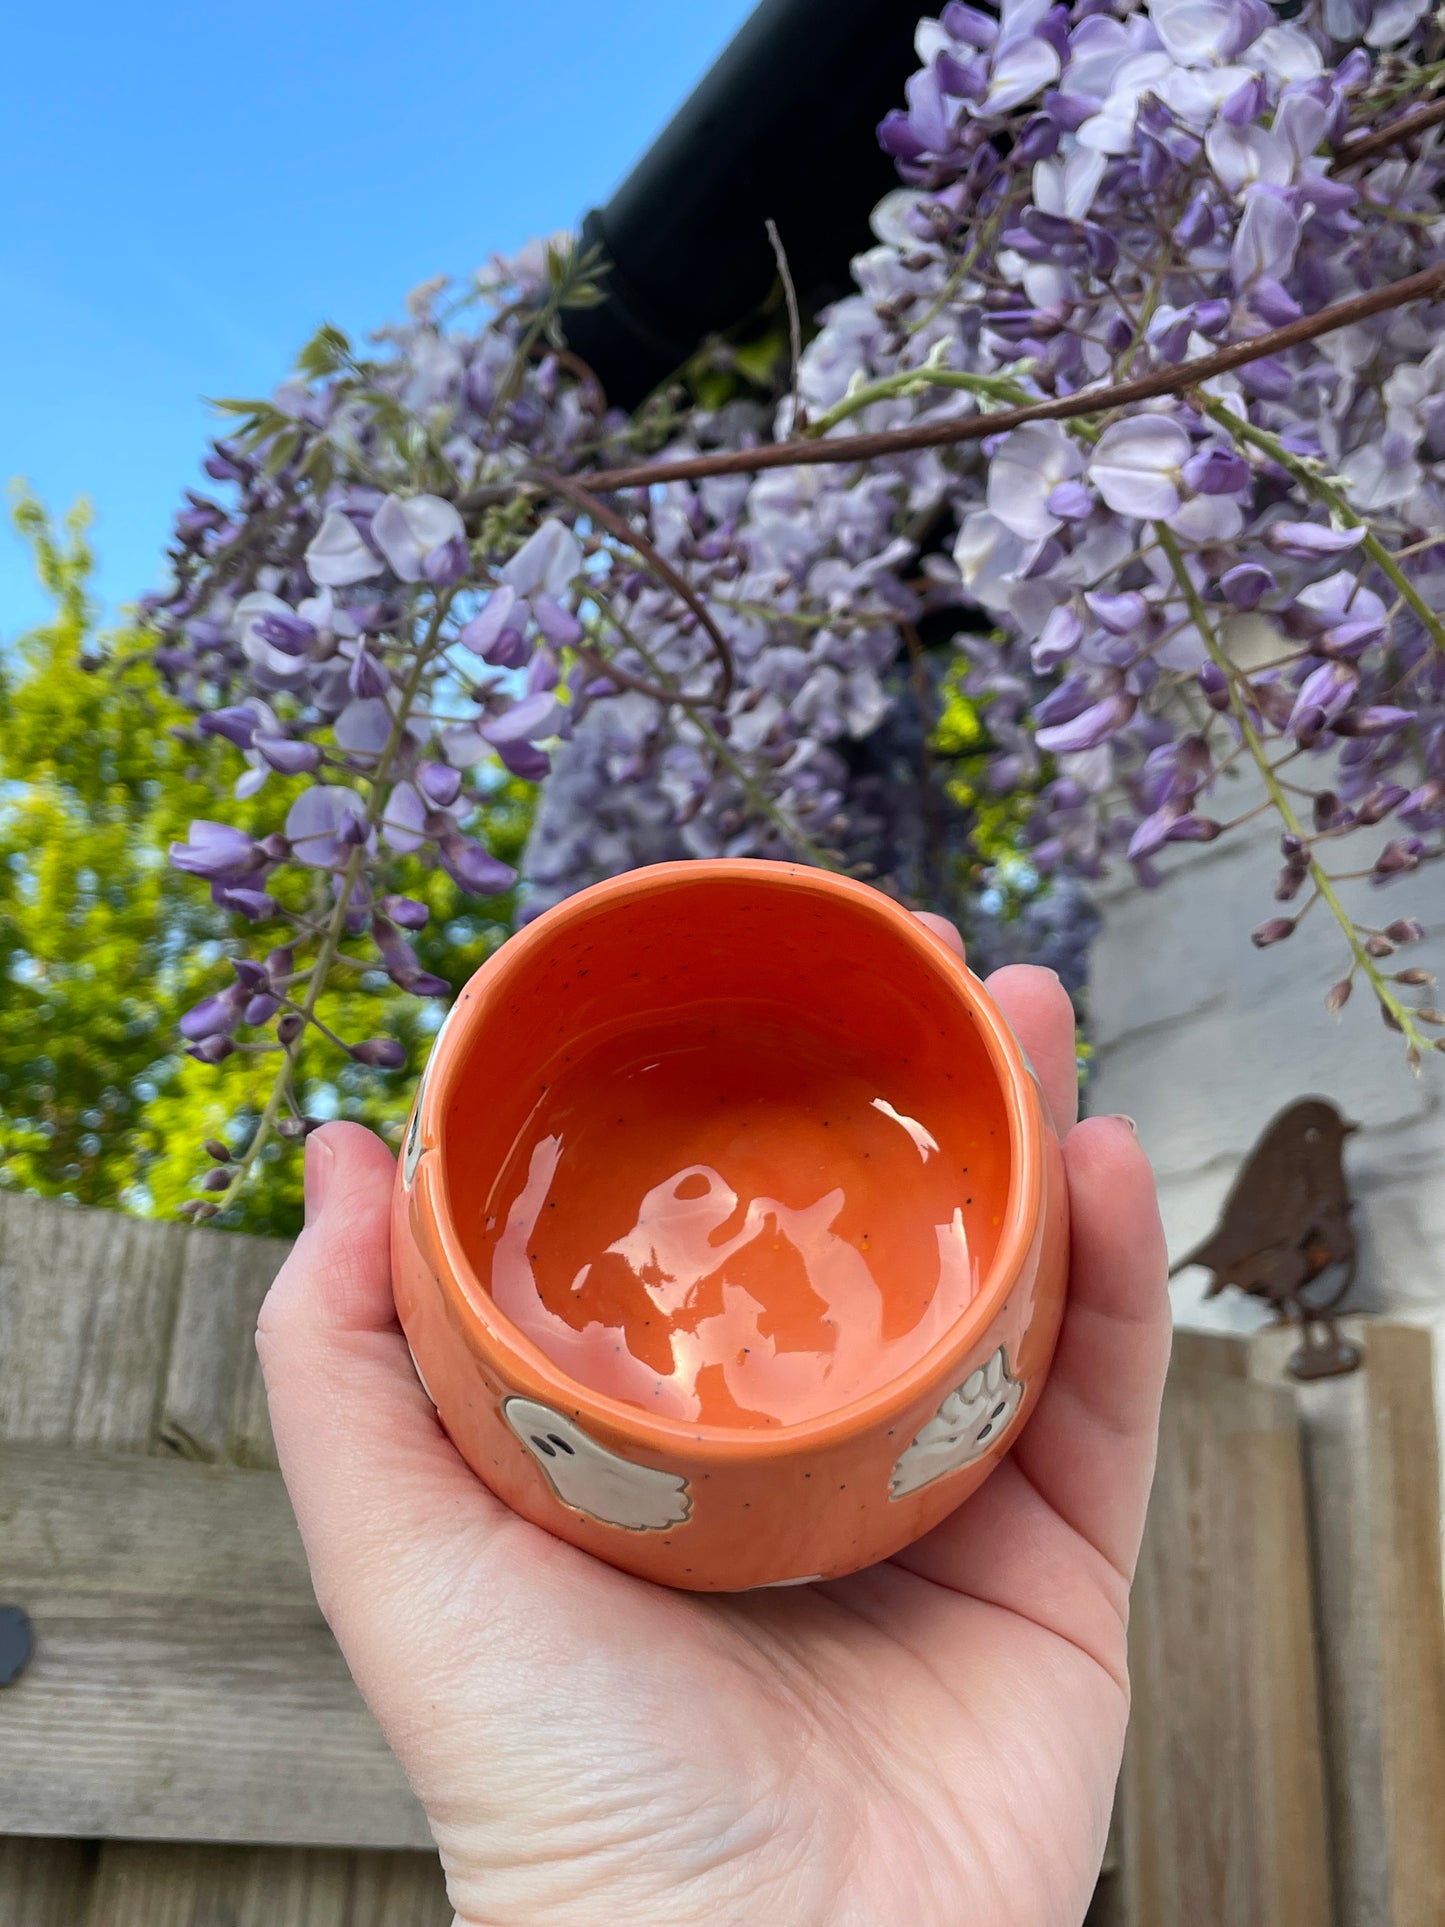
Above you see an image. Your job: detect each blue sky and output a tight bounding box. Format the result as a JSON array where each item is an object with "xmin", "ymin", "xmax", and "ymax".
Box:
[{"xmin": 1, "ymin": 1, "xmax": 749, "ymax": 639}]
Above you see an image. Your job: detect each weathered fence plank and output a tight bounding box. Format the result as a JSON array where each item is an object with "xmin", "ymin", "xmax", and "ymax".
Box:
[
  {"xmin": 2, "ymin": 1445, "xmax": 313, "ymax": 1603},
  {"xmin": 160, "ymin": 1228, "xmax": 287, "ymax": 1468},
  {"xmin": 81, "ymin": 1843, "xmax": 354, "ymax": 1927},
  {"xmin": 1240, "ymin": 1315, "xmax": 1445, "ymax": 1927},
  {"xmin": 1363, "ymin": 1321, "xmax": 1445, "ymax": 1927},
  {"xmin": 1121, "ymin": 1354, "xmax": 1333, "ymax": 1927},
  {"xmin": 0, "ymin": 1838, "xmax": 99, "ymax": 1926},
  {"xmin": 79, "ymin": 1843, "xmax": 454, "ymax": 1926},
  {"xmin": 4, "ymin": 1189, "xmax": 1444, "ymax": 1924},
  {"xmin": 0, "ymin": 1192, "xmax": 187, "ymax": 1449},
  {"xmin": 0, "ymin": 1192, "xmax": 446, "ymax": 1920},
  {"xmin": 0, "ymin": 1445, "xmax": 430, "ymax": 1849},
  {"xmin": 340, "ymin": 1853, "xmax": 454, "ymax": 1926},
  {"xmin": 0, "ymin": 1193, "xmax": 192, "ymax": 1919}
]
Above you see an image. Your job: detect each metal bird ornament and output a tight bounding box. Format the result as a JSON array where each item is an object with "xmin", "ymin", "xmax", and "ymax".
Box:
[{"xmin": 1169, "ymin": 1097, "xmax": 1362, "ymax": 1380}]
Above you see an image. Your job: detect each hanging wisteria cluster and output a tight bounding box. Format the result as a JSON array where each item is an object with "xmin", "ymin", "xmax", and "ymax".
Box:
[
  {"xmin": 865, "ymin": 0, "xmax": 1445, "ymax": 1049},
  {"xmin": 146, "ymin": 0, "xmax": 1445, "ymax": 1213}
]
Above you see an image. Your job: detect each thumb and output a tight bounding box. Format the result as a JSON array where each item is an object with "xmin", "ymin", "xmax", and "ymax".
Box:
[{"xmin": 256, "ymin": 1122, "xmax": 509, "ymax": 1682}]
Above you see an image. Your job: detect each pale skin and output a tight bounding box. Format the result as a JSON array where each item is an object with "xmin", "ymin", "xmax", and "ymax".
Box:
[{"xmin": 257, "ymin": 919, "xmax": 1171, "ymax": 1927}]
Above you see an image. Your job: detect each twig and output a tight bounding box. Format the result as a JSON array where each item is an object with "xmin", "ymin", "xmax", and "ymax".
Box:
[
  {"xmin": 766, "ymin": 218, "xmax": 807, "ymax": 435},
  {"xmin": 1204, "ymin": 398, "xmax": 1445, "ymax": 660},
  {"xmin": 532, "ymin": 468, "xmax": 736, "ymax": 702},
  {"xmin": 1332, "ymin": 96, "xmax": 1445, "ymax": 171},
  {"xmin": 591, "ymin": 591, "xmax": 836, "ymax": 869},
  {"xmin": 805, "ymin": 363, "xmax": 1034, "ymax": 440},
  {"xmin": 204, "ymin": 595, "xmax": 455, "ymax": 1213},
  {"xmin": 577, "ymin": 264, "xmax": 1445, "ymax": 493},
  {"xmin": 1154, "ymin": 521, "xmax": 1430, "ymax": 1065}
]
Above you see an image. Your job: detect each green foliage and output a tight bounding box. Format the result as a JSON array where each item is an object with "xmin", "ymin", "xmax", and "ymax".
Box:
[
  {"xmin": 0, "ymin": 493, "xmax": 530, "ymax": 1238},
  {"xmin": 932, "ymin": 653, "xmax": 1038, "ymax": 888}
]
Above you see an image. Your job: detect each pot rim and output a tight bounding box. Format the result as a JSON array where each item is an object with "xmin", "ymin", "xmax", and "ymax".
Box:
[{"xmin": 418, "ymin": 858, "xmax": 1048, "ymax": 1458}]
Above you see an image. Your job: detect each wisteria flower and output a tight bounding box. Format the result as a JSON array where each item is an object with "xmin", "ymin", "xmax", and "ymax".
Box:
[
  {"xmin": 144, "ymin": 4, "xmax": 1445, "ymax": 1225},
  {"xmin": 305, "ymin": 507, "xmax": 381, "ymax": 587},
  {"xmin": 988, "ymin": 423, "xmax": 1084, "ymax": 540},
  {"xmin": 501, "ymin": 519, "xmax": 583, "ymax": 603},
  {"xmin": 1088, "ymin": 417, "xmax": 1192, "ymax": 519},
  {"xmin": 285, "ymin": 784, "xmax": 370, "ymax": 867},
  {"xmin": 170, "ymin": 821, "xmax": 264, "ymax": 882},
  {"xmin": 1230, "ymin": 187, "xmax": 1300, "ymax": 288},
  {"xmin": 371, "ymin": 494, "xmax": 468, "ymax": 583}
]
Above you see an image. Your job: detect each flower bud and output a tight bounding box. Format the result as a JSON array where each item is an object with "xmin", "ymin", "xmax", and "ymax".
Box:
[
  {"xmin": 1385, "ymin": 919, "xmax": 1425, "ymax": 944},
  {"xmin": 1251, "ymin": 917, "xmax": 1295, "ymax": 948},
  {"xmin": 348, "ymin": 647, "xmax": 390, "ymax": 699},
  {"xmin": 418, "ymin": 762, "xmax": 463, "ymax": 810},
  {"xmin": 350, "ymin": 1037, "xmax": 407, "ymax": 1069},
  {"xmin": 382, "ymin": 894, "xmax": 430, "ymax": 930},
  {"xmin": 277, "ymin": 1012, "xmax": 305, "ymax": 1046},
  {"xmin": 203, "ymin": 1138, "xmax": 231, "ymax": 1163},
  {"xmin": 186, "ymin": 1036, "xmax": 234, "ymax": 1065},
  {"xmin": 1197, "ymin": 662, "xmax": 1231, "ymax": 712},
  {"xmin": 201, "ymin": 1167, "xmax": 233, "ymax": 1193},
  {"xmin": 1394, "ymin": 968, "xmax": 1435, "ymax": 986},
  {"xmin": 255, "ymin": 734, "xmax": 323, "ymax": 775},
  {"xmin": 180, "ymin": 988, "xmax": 245, "ymax": 1042},
  {"xmin": 1324, "ymin": 979, "xmax": 1352, "ymax": 1015},
  {"xmin": 1373, "ymin": 837, "xmax": 1425, "ymax": 880}
]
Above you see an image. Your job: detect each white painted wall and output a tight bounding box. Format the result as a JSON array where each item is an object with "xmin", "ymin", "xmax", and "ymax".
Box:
[{"xmin": 1083, "ymin": 800, "xmax": 1445, "ymax": 1337}]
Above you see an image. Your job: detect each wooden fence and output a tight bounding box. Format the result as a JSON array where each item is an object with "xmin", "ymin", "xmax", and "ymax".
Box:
[{"xmin": 1, "ymin": 1190, "xmax": 1443, "ymax": 1925}]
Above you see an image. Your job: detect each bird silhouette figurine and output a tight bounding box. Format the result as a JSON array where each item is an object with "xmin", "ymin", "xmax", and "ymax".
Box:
[{"xmin": 1169, "ymin": 1097, "xmax": 1362, "ymax": 1380}]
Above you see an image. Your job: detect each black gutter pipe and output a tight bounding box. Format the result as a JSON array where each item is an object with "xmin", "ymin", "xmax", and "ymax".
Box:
[{"xmin": 561, "ymin": 0, "xmax": 925, "ymax": 410}]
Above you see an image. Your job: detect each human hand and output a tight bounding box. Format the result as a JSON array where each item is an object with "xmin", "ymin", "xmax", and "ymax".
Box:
[{"xmin": 257, "ymin": 924, "xmax": 1169, "ymax": 1927}]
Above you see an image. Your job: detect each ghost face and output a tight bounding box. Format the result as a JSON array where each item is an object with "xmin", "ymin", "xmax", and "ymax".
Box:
[
  {"xmin": 503, "ymin": 1398, "xmax": 692, "ymax": 1532},
  {"xmin": 888, "ymin": 1346, "xmax": 1024, "ymax": 1500}
]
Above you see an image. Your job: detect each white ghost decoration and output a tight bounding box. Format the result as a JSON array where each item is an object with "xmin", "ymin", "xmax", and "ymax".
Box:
[
  {"xmin": 503, "ymin": 1398, "xmax": 692, "ymax": 1532},
  {"xmin": 405, "ymin": 1339, "xmax": 439, "ymax": 1409},
  {"xmin": 888, "ymin": 1346, "xmax": 1025, "ymax": 1500},
  {"xmin": 402, "ymin": 1000, "xmax": 460, "ymax": 1187}
]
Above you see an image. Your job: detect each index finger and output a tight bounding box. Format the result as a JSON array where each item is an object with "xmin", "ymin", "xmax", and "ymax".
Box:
[{"xmin": 986, "ymin": 964, "xmax": 1080, "ymax": 1137}]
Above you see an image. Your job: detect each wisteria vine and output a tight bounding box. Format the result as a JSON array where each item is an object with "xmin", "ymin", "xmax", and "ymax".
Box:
[{"xmin": 146, "ymin": 0, "xmax": 1445, "ymax": 1216}]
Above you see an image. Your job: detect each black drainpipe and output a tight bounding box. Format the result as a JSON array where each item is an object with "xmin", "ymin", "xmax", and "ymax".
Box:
[{"xmin": 561, "ymin": 0, "xmax": 927, "ymax": 409}]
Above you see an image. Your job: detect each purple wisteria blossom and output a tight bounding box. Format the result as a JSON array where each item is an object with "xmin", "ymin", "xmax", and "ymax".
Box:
[{"xmin": 149, "ymin": 0, "xmax": 1445, "ymax": 1216}]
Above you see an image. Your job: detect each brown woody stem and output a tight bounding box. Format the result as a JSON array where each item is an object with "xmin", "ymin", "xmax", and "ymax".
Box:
[{"xmin": 576, "ymin": 265, "xmax": 1445, "ymax": 493}]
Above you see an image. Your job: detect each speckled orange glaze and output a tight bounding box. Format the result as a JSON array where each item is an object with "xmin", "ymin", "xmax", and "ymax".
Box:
[{"xmin": 391, "ymin": 860, "xmax": 1069, "ymax": 1591}]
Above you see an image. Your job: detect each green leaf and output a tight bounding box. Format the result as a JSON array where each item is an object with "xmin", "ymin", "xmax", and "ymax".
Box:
[
  {"xmin": 208, "ymin": 396, "xmax": 268, "ymax": 417},
  {"xmin": 262, "ymin": 427, "xmax": 302, "ymax": 478},
  {"xmin": 733, "ymin": 337, "xmax": 785, "ymax": 387},
  {"xmin": 295, "ymin": 322, "xmax": 353, "ymax": 380}
]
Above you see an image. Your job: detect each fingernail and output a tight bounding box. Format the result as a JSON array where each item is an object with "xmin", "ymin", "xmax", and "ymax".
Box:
[
  {"xmin": 1110, "ymin": 1114, "xmax": 1138, "ymax": 1135},
  {"xmin": 304, "ymin": 1133, "xmax": 334, "ymax": 1223}
]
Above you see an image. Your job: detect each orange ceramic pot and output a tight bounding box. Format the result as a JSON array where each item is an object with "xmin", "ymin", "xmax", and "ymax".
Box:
[{"xmin": 391, "ymin": 859, "xmax": 1068, "ymax": 1591}]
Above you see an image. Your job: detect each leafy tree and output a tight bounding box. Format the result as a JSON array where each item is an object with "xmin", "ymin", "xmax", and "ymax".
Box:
[{"xmin": 0, "ymin": 493, "xmax": 528, "ymax": 1236}]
